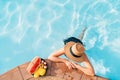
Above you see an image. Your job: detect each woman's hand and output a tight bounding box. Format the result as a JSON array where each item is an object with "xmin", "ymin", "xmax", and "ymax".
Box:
[
  {"xmin": 64, "ymin": 60, "xmax": 76, "ymax": 70},
  {"xmin": 71, "ymin": 62, "xmax": 79, "ymax": 68}
]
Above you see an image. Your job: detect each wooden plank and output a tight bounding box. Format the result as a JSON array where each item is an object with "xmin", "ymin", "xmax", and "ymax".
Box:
[
  {"xmin": 0, "ymin": 67, "xmax": 23, "ymax": 80},
  {"xmin": 28, "ymin": 76, "xmax": 65, "ymax": 80},
  {"xmin": 97, "ymin": 76, "xmax": 108, "ymax": 80},
  {"xmin": 45, "ymin": 60, "xmax": 52, "ymax": 76},
  {"xmin": 50, "ymin": 62, "xmax": 67, "ymax": 78},
  {"xmin": 80, "ymin": 74, "xmax": 88, "ymax": 80},
  {"xmin": 63, "ymin": 68, "xmax": 83, "ymax": 80},
  {"xmin": 90, "ymin": 76, "xmax": 97, "ymax": 80},
  {"xmin": 18, "ymin": 62, "xmax": 33, "ymax": 80}
]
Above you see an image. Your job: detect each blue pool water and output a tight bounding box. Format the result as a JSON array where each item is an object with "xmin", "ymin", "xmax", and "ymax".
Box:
[{"xmin": 0, "ymin": 0, "xmax": 120, "ymax": 80}]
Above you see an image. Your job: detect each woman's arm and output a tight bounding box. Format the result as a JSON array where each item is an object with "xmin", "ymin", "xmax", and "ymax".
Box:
[
  {"xmin": 48, "ymin": 48, "xmax": 76, "ymax": 69},
  {"xmin": 48, "ymin": 48, "xmax": 66, "ymax": 62},
  {"xmin": 73, "ymin": 54, "xmax": 95, "ymax": 76}
]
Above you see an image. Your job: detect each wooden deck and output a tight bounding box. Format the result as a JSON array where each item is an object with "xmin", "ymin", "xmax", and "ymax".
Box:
[{"xmin": 0, "ymin": 59, "xmax": 108, "ymax": 80}]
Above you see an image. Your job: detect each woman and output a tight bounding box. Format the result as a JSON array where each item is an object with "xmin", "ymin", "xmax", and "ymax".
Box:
[{"xmin": 48, "ymin": 37, "xmax": 95, "ymax": 76}]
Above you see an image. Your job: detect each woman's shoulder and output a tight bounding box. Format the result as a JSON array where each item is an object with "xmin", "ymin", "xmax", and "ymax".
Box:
[{"xmin": 82, "ymin": 53, "xmax": 89, "ymax": 61}]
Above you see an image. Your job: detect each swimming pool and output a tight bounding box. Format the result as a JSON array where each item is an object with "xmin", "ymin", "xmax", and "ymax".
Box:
[{"xmin": 0, "ymin": 0, "xmax": 120, "ymax": 79}]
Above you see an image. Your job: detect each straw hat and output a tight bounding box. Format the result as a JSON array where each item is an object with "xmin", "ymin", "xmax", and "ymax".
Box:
[{"xmin": 64, "ymin": 41, "xmax": 85, "ymax": 62}]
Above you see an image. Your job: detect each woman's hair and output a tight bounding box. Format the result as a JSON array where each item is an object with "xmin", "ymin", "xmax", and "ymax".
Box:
[{"xmin": 63, "ymin": 37, "xmax": 83, "ymax": 45}]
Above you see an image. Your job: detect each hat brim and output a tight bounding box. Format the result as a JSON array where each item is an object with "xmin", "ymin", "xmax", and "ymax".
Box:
[{"xmin": 64, "ymin": 42, "xmax": 84, "ymax": 62}]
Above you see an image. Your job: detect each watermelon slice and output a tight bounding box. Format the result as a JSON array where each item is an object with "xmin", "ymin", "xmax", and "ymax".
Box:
[{"xmin": 27, "ymin": 56, "xmax": 41, "ymax": 74}]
